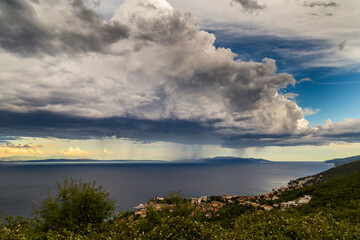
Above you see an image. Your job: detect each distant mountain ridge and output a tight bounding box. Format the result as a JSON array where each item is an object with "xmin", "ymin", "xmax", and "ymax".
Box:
[
  {"xmin": 196, "ymin": 156, "xmax": 270, "ymax": 164},
  {"xmin": 325, "ymin": 155, "xmax": 360, "ymax": 166},
  {"xmin": 0, "ymin": 156, "xmax": 271, "ymax": 165},
  {"xmin": 19, "ymin": 159, "xmax": 99, "ymax": 163}
]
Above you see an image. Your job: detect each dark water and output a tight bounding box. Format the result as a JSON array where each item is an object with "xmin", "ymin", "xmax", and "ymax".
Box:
[{"xmin": 0, "ymin": 162, "xmax": 332, "ymax": 217}]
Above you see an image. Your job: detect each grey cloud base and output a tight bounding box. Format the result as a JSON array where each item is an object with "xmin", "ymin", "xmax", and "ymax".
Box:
[
  {"xmin": 1, "ymin": 110, "xmax": 360, "ymax": 148},
  {"xmin": 0, "ymin": 110, "xmax": 219, "ymax": 145}
]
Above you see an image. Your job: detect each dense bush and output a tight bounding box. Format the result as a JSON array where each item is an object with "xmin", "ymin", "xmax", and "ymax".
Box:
[{"xmin": 38, "ymin": 178, "xmax": 116, "ymax": 231}]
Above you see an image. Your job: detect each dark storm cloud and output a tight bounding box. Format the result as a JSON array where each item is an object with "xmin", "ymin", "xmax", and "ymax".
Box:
[
  {"xmin": 0, "ymin": 0, "xmax": 129, "ymax": 56},
  {"xmin": 0, "ymin": 0, "xmax": 53, "ymax": 56},
  {"xmin": 1, "ymin": 110, "xmax": 360, "ymax": 148},
  {"xmin": 231, "ymin": 0, "xmax": 265, "ymax": 12},
  {"xmin": 221, "ymin": 133, "xmax": 303, "ymax": 148},
  {"xmin": 0, "ymin": 110, "xmax": 219, "ymax": 145},
  {"xmin": 0, "ymin": 110, "xmax": 293, "ymax": 147}
]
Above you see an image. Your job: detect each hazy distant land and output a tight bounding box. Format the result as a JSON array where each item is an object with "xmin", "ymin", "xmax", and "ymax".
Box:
[
  {"xmin": 0, "ymin": 156, "xmax": 271, "ymax": 165},
  {"xmin": 325, "ymin": 155, "xmax": 360, "ymax": 166}
]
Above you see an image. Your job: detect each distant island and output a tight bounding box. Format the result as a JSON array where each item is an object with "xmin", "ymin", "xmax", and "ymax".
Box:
[
  {"xmin": 0, "ymin": 156, "xmax": 271, "ymax": 165},
  {"xmin": 5, "ymin": 155, "xmax": 360, "ymax": 166},
  {"xmin": 5, "ymin": 155, "xmax": 360, "ymax": 167},
  {"xmin": 0, "ymin": 159, "xmax": 164, "ymax": 164},
  {"xmin": 192, "ymin": 156, "xmax": 270, "ymax": 164}
]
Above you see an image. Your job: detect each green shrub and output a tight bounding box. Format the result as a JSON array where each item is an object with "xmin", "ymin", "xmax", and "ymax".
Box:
[{"xmin": 38, "ymin": 178, "xmax": 116, "ymax": 231}]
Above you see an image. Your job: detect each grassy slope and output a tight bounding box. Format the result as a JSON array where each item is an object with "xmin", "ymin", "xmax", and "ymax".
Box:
[
  {"xmin": 314, "ymin": 159, "xmax": 360, "ymax": 181},
  {"xmin": 279, "ymin": 160, "xmax": 360, "ymax": 221},
  {"xmin": 295, "ymin": 159, "xmax": 360, "ymax": 183}
]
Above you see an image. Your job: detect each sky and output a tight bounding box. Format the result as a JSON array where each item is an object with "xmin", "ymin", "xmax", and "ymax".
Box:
[{"xmin": 0, "ymin": 0, "xmax": 359, "ymax": 161}]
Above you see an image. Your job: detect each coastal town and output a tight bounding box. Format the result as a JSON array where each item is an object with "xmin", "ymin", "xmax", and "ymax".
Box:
[{"xmin": 133, "ymin": 175, "xmax": 321, "ymax": 218}]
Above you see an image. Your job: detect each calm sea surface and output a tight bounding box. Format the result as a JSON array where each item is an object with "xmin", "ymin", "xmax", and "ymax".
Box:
[{"xmin": 0, "ymin": 162, "xmax": 332, "ymax": 217}]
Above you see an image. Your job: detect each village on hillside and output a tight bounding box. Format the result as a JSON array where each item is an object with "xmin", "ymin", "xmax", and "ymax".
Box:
[{"xmin": 133, "ymin": 175, "xmax": 322, "ymax": 218}]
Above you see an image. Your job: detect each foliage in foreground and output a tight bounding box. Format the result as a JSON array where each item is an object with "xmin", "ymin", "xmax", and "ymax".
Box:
[
  {"xmin": 39, "ymin": 178, "xmax": 116, "ymax": 231},
  {"xmin": 1, "ymin": 209, "xmax": 360, "ymax": 239},
  {"xmin": 2, "ymin": 174, "xmax": 360, "ymax": 239}
]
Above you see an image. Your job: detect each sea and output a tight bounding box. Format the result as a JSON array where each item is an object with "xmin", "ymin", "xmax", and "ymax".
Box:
[{"xmin": 0, "ymin": 161, "xmax": 333, "ymax": 217}]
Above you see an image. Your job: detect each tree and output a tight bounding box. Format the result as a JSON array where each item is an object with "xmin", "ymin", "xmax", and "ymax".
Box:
[{"xmin": 39, "ymin": 178, "xmax": 116, "ymax": 231}]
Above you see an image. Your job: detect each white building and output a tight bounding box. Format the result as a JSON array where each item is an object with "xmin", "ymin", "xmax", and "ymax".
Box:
[
  {"xmin": 298, "ymin": 195, "xmax": 312, "ymax": 204},
  {"xmin": 280, "ymin": 201, "xmax": 296, "ymax": 210},
  {"xmin": 198, "ymin": 196, "xmax": 208, "ymax": 203}
]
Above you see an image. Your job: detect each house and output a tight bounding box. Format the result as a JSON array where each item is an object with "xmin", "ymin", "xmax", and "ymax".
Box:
[
  {"xmin": 298, "ymin": 195, "xmax": 312, "ymax": 204},
  {"xmin": 150, "ymin": 196, "xmax": 164, "ymax": 202},
  {"xmin": 251, "ymin": 202, "xmax": 259, "ymax": 208},
  {"xmin": 222, "ymin": 195, "xmax": 237, "ymax": 201},
  {"xmin": 211, "ymin": 201, "xmax": 225, "ymax": 208},
  {"xmin": 238, "ymin": 196, "xmax": 246, "ymax": 201},
  {"xmin": 273, "ymin": 186, "xmax": 288, "ymax": 192},
  {"xmin": 154, "ymin": 203, "xmax": 163, "ymax": 210},
  {"xmin": 134, "ymin": 208, "xmax": 147, "ymax": 218},
  {"xmin": 280, "ymin": 201, "xmax": 296, "ymax": 210},
  {"xmin": 262, "ymin": 205, "xmax": 273, "ymax": 211},
  {"xmin": 198, "ymin": 196, "xmax": 208, "ymax": 204},
  {"xmin": 191, "ymin": 198, "xmax": 198, "ymax": 205},
  {"xmin": 133, "ymin": 203, "xmax": 146, "ymax": 210},
  {"xmin": 272, "ymin": 195, "xmax": 279, "ymax": 200}
]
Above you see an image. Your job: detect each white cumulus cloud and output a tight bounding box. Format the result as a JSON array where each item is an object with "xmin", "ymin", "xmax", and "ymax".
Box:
[{"xmin": 0, "ymin": 0, "xmax": 307, "ymax": 137}]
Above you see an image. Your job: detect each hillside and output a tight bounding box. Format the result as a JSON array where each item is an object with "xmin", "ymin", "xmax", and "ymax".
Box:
[
  {"xmin": 325, "ymin": 155, "xmax": 360, "ymax": 166},
  {"xmin": 292, "ymin": 158, "xmax": 360, "ymax": 185},
  {"xmin": 278, "ymin": 160, "xmax": 360, "ymax": 220},
  {"xmin": 314, "ymin": 158, "xmax": 360, "ymax": 182}
]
